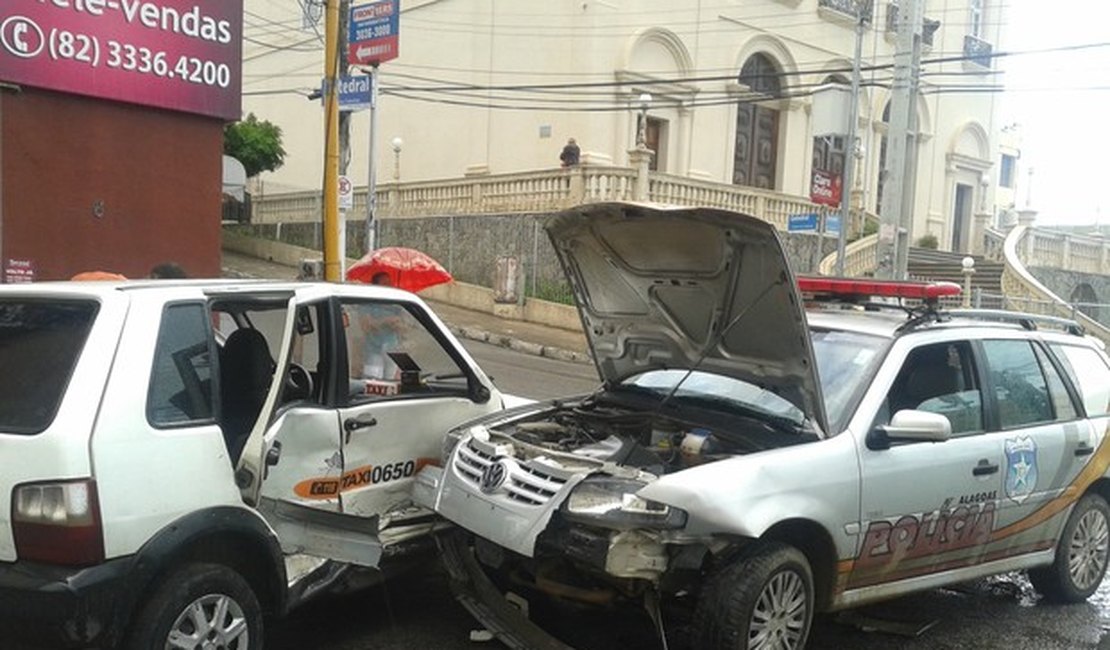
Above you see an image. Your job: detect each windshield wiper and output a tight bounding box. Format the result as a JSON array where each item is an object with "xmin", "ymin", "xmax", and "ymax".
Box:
[{"xmin": 663, "ymin": 393, "xmax": 804, "ymax": 435}]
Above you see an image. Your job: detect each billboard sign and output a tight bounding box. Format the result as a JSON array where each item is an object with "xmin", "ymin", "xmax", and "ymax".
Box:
[
  {"xmin": 348, "ymin": 0, "xmax": 399, "ymax": 65},
  {"xmin": 810, "ymin": 169, "xmax": 842, "ymax": 208},
  {"xmin": 0, "ymin": 0, "xmax": 243, "ymax": 120}
]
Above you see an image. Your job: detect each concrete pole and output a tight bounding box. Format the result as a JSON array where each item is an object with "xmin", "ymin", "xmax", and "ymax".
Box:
[
  {"xmin": 876, "ymin": 0, "xmax": 923, "ymax": 280},
  {"xmin": 322, "ymin": 0, "xmax": 341, "ymax": 281},
  {"xmin": 836, "ymin": 9, "xmax": 865, "ymax": 277}
]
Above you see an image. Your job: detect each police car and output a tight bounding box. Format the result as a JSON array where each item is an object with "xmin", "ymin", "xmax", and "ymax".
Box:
[
  {"xmin": 0, "ymin": 279, "xmax": 505, "ymax": 648},
  {"xmin": 415, "ymin": 202, "xmax": 1110, "ymax": 650}
]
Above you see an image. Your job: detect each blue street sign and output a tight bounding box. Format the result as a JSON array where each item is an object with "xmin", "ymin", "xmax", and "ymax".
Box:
[
  {"xmin": 338, "ymin": 74, "xmax": 372, "ymax": 112},
  {"xmin": 825, "ymin": 214, "xmax": 841, "ymax": 236},
  {"xmin": 788, "ymin": 213, "xmax": 819, "ymax": 232}
]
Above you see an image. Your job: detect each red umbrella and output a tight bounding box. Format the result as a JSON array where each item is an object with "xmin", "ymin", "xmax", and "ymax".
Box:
[{"xmin": 346, "ymin": 247, "xmax": 453, "ymax": 292}]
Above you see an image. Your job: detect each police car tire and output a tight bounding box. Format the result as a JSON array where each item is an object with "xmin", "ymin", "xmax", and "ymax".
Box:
[
  {"xmin": 1029, "ymin": 493, "xmax": 1110, "ymax": 604},
  {"xmin": 692, "ymin": 541, "xmax": 814, "ymax": 650},
  {"xmin": 126, "ymin": 562, "xmax": 264, "ymax": 650}
]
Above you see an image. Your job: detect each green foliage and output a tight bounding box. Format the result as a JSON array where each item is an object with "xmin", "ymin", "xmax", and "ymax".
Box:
[
  {"xmin": 525, "ymin": 279, "xmax": 575, "ymax": 305},
  {"xmin": 916, "ymin": 233, "xmax": 939, "ymax": 249},
  {"xmin": 224, "ymin": 113, "xmax": 286, "ymax": 177},
  {"xmin": 862, "ymin": 218, "xmax": 879, "ymax": 237}
]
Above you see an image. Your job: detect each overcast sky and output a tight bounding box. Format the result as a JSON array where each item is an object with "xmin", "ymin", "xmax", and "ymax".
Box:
[{"xmin": 1000, "ymin": 0, "xmax": 1110, "ymax": 225}]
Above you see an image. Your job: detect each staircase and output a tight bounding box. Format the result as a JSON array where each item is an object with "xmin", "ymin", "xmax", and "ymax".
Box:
[{"xmin": 906, "ymin": 248, "xmax": 1005, "ymax": 306}]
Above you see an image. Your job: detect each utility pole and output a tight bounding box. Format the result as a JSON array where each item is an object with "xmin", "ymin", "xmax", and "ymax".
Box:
[
  {"xmin": 836, "ymin": 5, "xmax": 866, "ymax": 277},
  {"xmin": 876, "ymin": 0, "xmax": 924, "ymax": 279},
  {"xmin": 322, "ymin": 0, "xmax": 341, "ymax": 281}
]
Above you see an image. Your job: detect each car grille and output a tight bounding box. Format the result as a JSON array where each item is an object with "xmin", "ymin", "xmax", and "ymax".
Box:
[{"xmin": 454, "ymin": 438, "xmax": 568, "ymax": 506}]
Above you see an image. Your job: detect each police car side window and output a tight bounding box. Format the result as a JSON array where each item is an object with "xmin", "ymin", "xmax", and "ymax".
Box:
[
  {"xmin": 1050, "ymin": 343, "xmax": 1110, "ymax": 417},
  {"xmin": 883, "ymin": 341, "xmax": 983, "ymax": 437},
  {"xmin": 981, "ymin": 340, "xmax": 1054, "ymax": 429},
  {"xmin": 1034, "ymin": 344, "xmax": 1078, "ymax": 421}
]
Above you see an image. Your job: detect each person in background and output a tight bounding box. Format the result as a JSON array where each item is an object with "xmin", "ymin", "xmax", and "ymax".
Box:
[
  {"xmin": 560, "ymin": 138, "xmax": 581, "ymax": 167},
  {"xmin": 149, "ymin": 262, "xmax": 188, "ymax": 279}
]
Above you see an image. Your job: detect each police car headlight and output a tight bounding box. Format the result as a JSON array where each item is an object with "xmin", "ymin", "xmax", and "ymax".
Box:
[{"xmin": 563, "ymin": 477, "xmax": 686, "ymax": 530}]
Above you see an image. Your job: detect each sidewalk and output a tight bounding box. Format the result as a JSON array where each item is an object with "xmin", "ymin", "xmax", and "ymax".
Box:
[{"xmin": 221, "ymin": 250, "xmax": 592, "ymax": 364}]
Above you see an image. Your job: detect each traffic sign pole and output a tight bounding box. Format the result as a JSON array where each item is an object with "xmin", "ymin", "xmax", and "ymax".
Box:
[{"xmin": 366, "ymin": 63, "xmax": 379, "ymax": 253}]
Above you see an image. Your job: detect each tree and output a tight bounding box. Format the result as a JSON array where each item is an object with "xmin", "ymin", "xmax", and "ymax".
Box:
[{"xmin": 223, "ymin": 113, "xmax": 286, "ymax": 177}]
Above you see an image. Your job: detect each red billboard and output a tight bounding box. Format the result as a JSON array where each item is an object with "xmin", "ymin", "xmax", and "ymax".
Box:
[
  {"xmin": 810, "ymin": 169, "xmax": 842, "ymax": 208},
  {"xmin": 0, "ymin": 0, "xmax": 242, "ymax": 120}
]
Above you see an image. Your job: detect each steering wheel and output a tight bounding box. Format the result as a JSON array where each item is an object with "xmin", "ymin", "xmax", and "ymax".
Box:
[{"xmin": 284, "ymin": 363, "xmax": 315, "ymax": 401}]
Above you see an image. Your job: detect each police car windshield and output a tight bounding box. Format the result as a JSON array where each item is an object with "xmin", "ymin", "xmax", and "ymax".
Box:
[{"xmin": 811, "ymin": 328, "xmax": 887, "ymax": 432}]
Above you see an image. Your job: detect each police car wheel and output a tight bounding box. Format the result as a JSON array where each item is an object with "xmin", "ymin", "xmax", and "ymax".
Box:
[
  {"xmin": 692, "ymin": 541, "xmax": 814, "ymax": 650},
  {"xmin": 1030, "ymin": 493, "xmax": 1110, "ymax": 603},
  {"xmin": 127, "ymin": 562, "xmax": 263, "ymax": 650}
]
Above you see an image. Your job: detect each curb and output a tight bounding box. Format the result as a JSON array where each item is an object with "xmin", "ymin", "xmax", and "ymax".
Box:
[{"xmin": 447, "ymin": 324, "xmax": 591, "ymax": 365}]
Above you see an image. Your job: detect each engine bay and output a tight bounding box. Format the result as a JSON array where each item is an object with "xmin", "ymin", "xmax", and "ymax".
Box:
[{"xmin": 491, "ymin": 396, "xmax": 815, "ymax": 476}]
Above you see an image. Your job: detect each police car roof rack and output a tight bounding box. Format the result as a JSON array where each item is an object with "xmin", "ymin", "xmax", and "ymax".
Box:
[{"xmin": 945, "ymin": 309, "xmax": 1086, "ymax": 336}]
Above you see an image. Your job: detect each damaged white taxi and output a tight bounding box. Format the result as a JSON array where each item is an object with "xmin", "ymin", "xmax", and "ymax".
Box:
[{"xmin": 415, "ymin": 202, "xmax": 1110, "ymax": 650}]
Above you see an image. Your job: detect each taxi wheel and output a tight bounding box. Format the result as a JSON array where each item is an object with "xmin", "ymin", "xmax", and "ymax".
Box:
[
  {"xmin": 1030, "ymin": 493, "xmax": 1110, "ymax": 603},
  {"xmin": 126, "ymin": 562, "xmax": 263, "ymax": 650},
  {"xmin": 692, "ymin": 541, "xmax": 814, "ymax": 650}
]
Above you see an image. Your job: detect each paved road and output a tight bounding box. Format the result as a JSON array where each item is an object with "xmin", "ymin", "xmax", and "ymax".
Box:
[{"xmin": 460, "ymin": 338, "xmax": 599, "ymax": 401}]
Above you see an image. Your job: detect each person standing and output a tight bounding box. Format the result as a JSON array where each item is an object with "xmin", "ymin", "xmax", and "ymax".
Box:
[{"xmin": 559, "ymin": 138, "xmax": 581, "ymax": 167}]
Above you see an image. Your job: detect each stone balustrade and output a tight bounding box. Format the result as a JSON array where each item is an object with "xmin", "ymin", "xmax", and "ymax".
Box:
[
  {"xmin": 1012, "ymin": 227, "xmax": 1110, "ymax": 275},
  {"xmin": 1002, "ymin": 226, "xmax": 1110, "ymax": 345},
  {"xmin": 251, "ymin": 166, "xmax": 834, "ymax": 228}
]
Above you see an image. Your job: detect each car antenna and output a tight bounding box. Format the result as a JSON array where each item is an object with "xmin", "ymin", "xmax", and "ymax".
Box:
[{"xmin": 656, "ymin": 274, "xmax": 788, "ymax": 412}]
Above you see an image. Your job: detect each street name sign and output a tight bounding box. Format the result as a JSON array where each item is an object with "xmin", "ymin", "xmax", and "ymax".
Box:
[{"xmin": 338, "ymin": 74, "xmax": 372, "ymax": 111}]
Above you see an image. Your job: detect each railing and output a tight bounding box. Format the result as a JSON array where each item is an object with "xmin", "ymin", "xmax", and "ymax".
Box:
[
  {"xmin": 818, "ymin": 232, "xmax": 879, "ymax": 276},
  {"xmin": 1001, "ymin": 226, "xmax": 1110, "ymax": 346},
  {"xmin": 820, "ymin": 0, "xmax": 874, "ymax": 22},
  {"xmin": 251, "ymin": 166, "xmax": 837, "ymax": 230},
  {"xmin": 1011, "ymin": 226, "xmax": 1110, "ymax": 275},
  {"xmin": 648, "ymin": 172, "xmax": 839, "ymax": 231},
  {"xmin": 983, "ymin": 228, "xmax": 1006, "ymax": 262}
]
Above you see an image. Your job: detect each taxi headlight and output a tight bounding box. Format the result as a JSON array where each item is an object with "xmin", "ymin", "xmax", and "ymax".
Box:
[{"xmin": 563, "ymin": 477, "xmax": 687, "ymax": 530}]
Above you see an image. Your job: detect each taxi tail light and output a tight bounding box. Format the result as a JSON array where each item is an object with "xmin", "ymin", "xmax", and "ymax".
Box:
[
  {"xmin": 12, "ymin": 479, "xmax": 105, "ymax": 566},
  {"xmin": 797, "ymin": 277, "xmax": 962, "ymax": 301}
]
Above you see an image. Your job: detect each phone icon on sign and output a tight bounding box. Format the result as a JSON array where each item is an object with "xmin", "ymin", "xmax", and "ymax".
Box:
[{"xmin": 1, "ymin": 16, "xmax": 44, "ymax": 59}]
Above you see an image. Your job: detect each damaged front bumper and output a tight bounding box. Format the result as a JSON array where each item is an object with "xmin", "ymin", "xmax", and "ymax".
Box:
[
  {"xmin": 414, "ymin": 433, "xmax": 593, "ymax": 558},
  {"xmin": 436, "ymin": 530, "xmax": 574, "ymax": 650}
]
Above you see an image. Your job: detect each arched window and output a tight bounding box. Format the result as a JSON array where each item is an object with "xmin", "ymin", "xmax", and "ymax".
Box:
[{"xmin": 734, "ymin": 53, "xmax": 782, "ymax": 189}]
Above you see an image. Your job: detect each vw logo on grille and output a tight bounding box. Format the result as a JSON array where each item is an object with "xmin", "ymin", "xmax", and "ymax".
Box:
[{"xmin": 479, "ymin": 459, "xmax": 509, "ymax": 494}]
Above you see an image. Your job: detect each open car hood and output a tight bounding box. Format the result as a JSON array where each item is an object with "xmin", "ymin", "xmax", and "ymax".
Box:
[{"xmin": 546, "ymin": 202, "xmax": 828, "ymax": 434}]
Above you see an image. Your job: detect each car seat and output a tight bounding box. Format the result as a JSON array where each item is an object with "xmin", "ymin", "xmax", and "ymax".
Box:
[{"xmin": 220, "ymin": 328, "xmax": 275, "ymax": 462}]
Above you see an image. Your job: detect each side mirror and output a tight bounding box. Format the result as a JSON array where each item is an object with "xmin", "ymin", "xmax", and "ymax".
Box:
[{"xmin": 867, "ymin": 410, "xmax": 952, "ymax": 450}]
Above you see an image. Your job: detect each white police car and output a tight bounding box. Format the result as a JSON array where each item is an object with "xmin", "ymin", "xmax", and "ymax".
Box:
[{"xmin": 415, "ymin": 202, "xmax": 1110, "ymax": 650}]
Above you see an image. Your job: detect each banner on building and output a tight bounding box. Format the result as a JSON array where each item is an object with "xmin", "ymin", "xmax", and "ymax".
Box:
[{"xmin": 0, "ymin": 0, "xmax": 243, "ymax": 120}]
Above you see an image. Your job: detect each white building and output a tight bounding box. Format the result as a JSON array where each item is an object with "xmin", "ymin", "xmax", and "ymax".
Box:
[{"xmin": 242, "ymin": 0, "xmax": 1008, "ymax": 252}]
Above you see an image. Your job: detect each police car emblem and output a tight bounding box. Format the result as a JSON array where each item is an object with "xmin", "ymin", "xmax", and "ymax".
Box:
[
  {"xmin": 1004, "ymin": 436, "xmax": 1038, "ymax": 504},
  {"xmin": 480, "ymin": 459, "xmax": 509, "ymax": 494}
]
